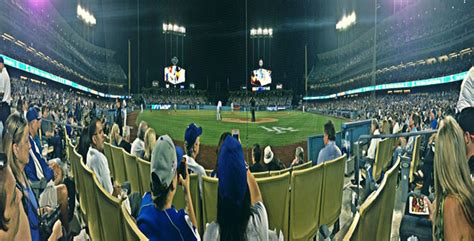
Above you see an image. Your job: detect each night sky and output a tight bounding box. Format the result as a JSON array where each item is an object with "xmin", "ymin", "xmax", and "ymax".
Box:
[{"xmin": 53, "ymin": 0, "xmax": 391, "ymax": 97}]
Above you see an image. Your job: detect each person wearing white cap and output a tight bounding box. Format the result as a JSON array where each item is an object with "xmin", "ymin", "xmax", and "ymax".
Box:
[
  {"xmin": 137, "ymin": 135, "xmax": 200, "ymax": 241},
  {"xmin": 263, "ymin": 146, "xmax": 285, "ymax": 171}
]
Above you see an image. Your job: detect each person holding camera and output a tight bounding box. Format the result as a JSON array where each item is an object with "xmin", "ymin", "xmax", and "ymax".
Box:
[{"xmin": 137, "ymin": 135, "xmax": 200, "ymax": 241}]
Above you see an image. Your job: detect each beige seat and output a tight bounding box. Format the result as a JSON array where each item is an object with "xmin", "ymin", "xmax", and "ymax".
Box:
[
  {"xmin": 319, "ymin": 154, "xmax": 347, "ymax": 228},
  {"xmin": 409, "ymin": 135, "xmax": 422, "ymax": 183},
  {"xmin": 121, "ymin": 203, "xmax": 149, "ymax": 241},
  {"xmin": 110, "ymin": 145, "xmax": 128, "ymax": 185},
  {"xmin": 94, "ymin": 173, "xmax": 124, "ymax": 241},
  {"xmin": 70, "ymin": 149, "xmax": 87, "ymax": 218},
  {"xmin": 78, "ymin": 156, "xmax": 103, "ymax": 241},
  {"xmin": 172, "ymin": 174, "xmax": 203, "ymax": 233},
  {"xmin": 342, "ymin": 212, "xmax": 360, "ymax": 241},
  {"xmin": 256, "ymin": 172, "xmax": 290, "ymax": 240},
  {"xmin": 377, "ymin": 157, "xmax": 400, "ymax": 240},
  {"xmin": 136, "ymin": 157, "xmax": 151, "ymax": 195},
  {"xmin": 291, "ymin": 161, "xmax": 312, "ymax": 171},
  {"xmin": 103, "ymin": 142, "xmax": 115, "ymax": 178},
  {"xmin": 269, "ymin": 167, "xmax": 291, "ymax": 176},
  {"xmin": 202, "ymin": 176, "xmax": 218, "ymax": 227},
  {"xmin": 123, "ymin": 151, "xmax": 141, "ymax": 193},
  {"xmin": 289, "ymin": 162, "xmax": 324, "ymax": 241},
  {"xmin": 252, "ymin": 171, "xmax": 270, "ymax": 178}
]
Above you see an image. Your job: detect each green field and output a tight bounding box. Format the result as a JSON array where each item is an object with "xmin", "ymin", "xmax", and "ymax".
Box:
[{"xmin": 136, "ymin": 110, "xmax": 344, "ymax": 147}]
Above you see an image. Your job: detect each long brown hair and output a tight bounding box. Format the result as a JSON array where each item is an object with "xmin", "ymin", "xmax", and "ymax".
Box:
[{"xmin": 433, "ymin": 116, "xmax": 474, "ymax": 238}]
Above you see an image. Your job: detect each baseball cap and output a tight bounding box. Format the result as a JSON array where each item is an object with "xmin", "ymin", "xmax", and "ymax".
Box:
[
  {"xmin": 150, "ymin": 135, "xmax": 177, "ymax": 190},
  {"xmin": 457, "ymin": 107, "xmax": 474, "ymax": 135},
  {"xmin": 176, "ymin": 146, "xmax": 184, "ymax": 169},
  {"xmin": 184, "ymin": 123, "xmax": 202, "ymax": 146},
  {"xmin": 263, "ymin": 146, "xmax": 274, "ymax": 164},
  {"xmin": 26, "ymin": 107, "xmax": 41, "ymax": 123},
  {"xmin": 0, "ymin": 57, "xmax": 3, "ymax": 64},
  {"xmin": 217, "ymin": 136, "xmax": 248, "ymax": 208}
]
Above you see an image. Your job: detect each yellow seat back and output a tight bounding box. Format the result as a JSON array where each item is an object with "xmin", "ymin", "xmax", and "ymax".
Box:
[
  {"xmin": 202, "ymin": 176, "xmax": 218, "ymax": 227},
  {"xmin": 291, "ymin": 161, "xmax": 312, "ymax": 171},
  {"xmin": 320, "ymin": 154, "xmax": 347, "ymax": 227},
  {"xmin": 289, "ymin": 163, "xmax": 324, "ymax": 241},
  {"xmin": 94, "ymin": 172, "xmax": 124, "ymax": 241},
  {"xmin": 121, "ymin": 203, "xmax": 149, "ymax": 241},
  {"xmin": 256, "ymin": 172, "xmax": 290, "ymax": 240},
  {"xmin": 78, "ymin": 156, "xmax": 103, "ymax": 241},
  {"xmin": 377, "ymin": 157, "xmax": 400, "ymax": 240},
  {"xmin": 110, "ymin": 145, "xmax": 127, "ymax": 185},
  {"xmin": 123, "ymin": 151, "xmax": 141, "ymax": 193},
  {"xmin": 342, "ymin": 212, "xmax": 360, "ymax": 241},
  {"xmin": 136, "ymin": 158, "xmax": 151, "ymax": 195},
  {"xmin": 103, "ymin": 142, "xmax": 115, "ymax": 178},
  {"xmin": 409, "ymin": 135, "xmax": 422, "ymax": 183}
]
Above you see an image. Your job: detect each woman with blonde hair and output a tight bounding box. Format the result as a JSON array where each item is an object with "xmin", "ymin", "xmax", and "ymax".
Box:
[
  {"xmin": 143, "ymin": 128, "xmax": 157, "ymax": 161},
  {"xmin": 426, "ymin": 116, "xmax": 474, "ymax": 240},
  {"xmin": 110, "ymin": 123, "xmax": 131, "ymax": 153}
]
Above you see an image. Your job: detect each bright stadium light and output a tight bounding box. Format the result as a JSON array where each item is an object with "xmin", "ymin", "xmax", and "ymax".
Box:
[
  {"xmin": 162, "ymin": 22, "xmax": 186, "ymax": 36},
  {"xmin": 336, "ymin": 11, "xmax": 356, "ymax": 31},
  {"xmin": 77, "ymin": 4, "xmax": 96, "ymax": 26},
  {"xmin": 250, "ymin": 27, "xmax": 273, "ymax": 38}
]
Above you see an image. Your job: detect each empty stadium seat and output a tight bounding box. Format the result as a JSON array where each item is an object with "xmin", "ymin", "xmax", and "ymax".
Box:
[
  {"xmin": 136, "ymin": 157, "xmax": 151, "ymax": 195},
  {"xmin": 70, "ymin": 148, "xmax": 87, "ymax": 218},
  {"xmin": 320, "ymin": 155, "xmax": 347, "ymax": 231},
  {"xmin": 289, "ymin": 162, "xmax": 324, "ymax": 241},
  {"xmin": 269, "ymin": 167, "xmax": 291, "ymax": 176},
  {"xmin": 121, "ymin": 202, "xmax": 149, "ymax": 241},
  {"xmin": 94, "ymin": 173, "xmax": 124, "ymax": 241},
  {"xmin": 377, "ymin": 157, "xmax": 400, "ymax": 240},
  {"xmin": 256, "ymin": 172, "xmax": 290, "ymax": 240},
  {"xmin": 409, "ymin": 135, "xmax": 422, "ymax": 183},
  {"xmin": 103, "ymin": 142, "xmax": 115, "ymax": 178},
  {"xmin": 342, "ymin": 212, "xmax": 360, "ymax": 241},
  {"xmin": 202, "ymin": 176, "xmax": 218, "ymax": 227},
  {"xmin": 123, "ymin": 151, "xmax": 141, "ymax": 193},
  {"xmin": 110, "ymin": 145, "xmax": 128, "ymax": 185},
  {"xmin": 78, "ymin": 155, "xmax": 103, "ymax": 241}
]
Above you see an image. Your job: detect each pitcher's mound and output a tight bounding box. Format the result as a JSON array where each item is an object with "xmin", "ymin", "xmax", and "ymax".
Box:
[{"xmin": 222, "ymin": 117, "xmax": 278, "ymax": 124}]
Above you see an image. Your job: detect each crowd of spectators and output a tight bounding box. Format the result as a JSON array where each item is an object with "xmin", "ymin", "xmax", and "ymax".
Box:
[
  {"xmin": 309, "ymin": 0, "xmax": 474, "ymax": 93},
  {"xmin": 228, "ymin": 90, "xmax": 293, "ymax": 107},
  {"xmin": 140, "ymin": 88, "xmax": 209, "ymax": 106},
  {"xmin": 1, "ymin": 0, "xmax": 127, "ymax": 93}
]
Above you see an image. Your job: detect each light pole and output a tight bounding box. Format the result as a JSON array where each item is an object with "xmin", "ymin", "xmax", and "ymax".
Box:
[{"xmin": 163, "ymin": 23, "xmax": 186, "ymax": 66}]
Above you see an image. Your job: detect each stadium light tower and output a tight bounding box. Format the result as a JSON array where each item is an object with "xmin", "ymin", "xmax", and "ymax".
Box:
[
  {"xmin": 336, "ymin": 11, "xmax": 356, "ymax": 31},
  {"xmin": 250, "ymin": 27, "xmax": 273, "ymax": 72},
  {"xmin": 163, "ymin": 22, "xmax": 186, "ymax": 67}
]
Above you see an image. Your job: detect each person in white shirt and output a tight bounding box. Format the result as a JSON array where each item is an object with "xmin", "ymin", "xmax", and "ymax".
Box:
[
  {"xmin": 217, "ymin": 100, "xmax": 222, "ymax": 121},
  {"xmin": 0, "ymin": 57, "xmax": 12, "ymax": 132},
  {"xmin": 457, "ymin": 67, "xmax": 474, "ymax": 113},
  {"xmin": 131, "ymin": 121, "xmax": 148, "ymax": 158},
  {"xmin": 183, "ymin": 123, "xmax": 207, "ymax": 177}
]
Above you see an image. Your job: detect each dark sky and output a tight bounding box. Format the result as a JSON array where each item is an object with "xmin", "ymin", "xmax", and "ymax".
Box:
[{"xmin": 53, "ymin": 0, "xmax": 392, "ymax": 97}]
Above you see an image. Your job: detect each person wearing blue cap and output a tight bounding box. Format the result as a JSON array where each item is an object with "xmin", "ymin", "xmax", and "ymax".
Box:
[
  {"xmin": 0, "ymin": 56, "xmax": 12, "ymax": 132},
  {"xmin": 203, "ymin": 136, "xmax": 281, "ymax": 241},
  {"xmin": 137, "ymin": 135, "xmax": 200, "ymax": 241},
  {"xmin": 184, "ymin": 123, "xmax": 207, "ymax": 177}
]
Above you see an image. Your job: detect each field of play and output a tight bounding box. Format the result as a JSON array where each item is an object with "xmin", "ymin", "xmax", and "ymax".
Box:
[{"xmin": 136, "ymin": 110, "xmax": 344, "ymax": 148}]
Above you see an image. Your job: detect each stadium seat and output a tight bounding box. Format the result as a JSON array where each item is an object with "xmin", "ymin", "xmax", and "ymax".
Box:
[
  {"xmin": 269, "ymin": 167, "xmax": 291, "ymax": 176},
  {"xmin": 291, "ymin": 161, "xmax": 312, "ymax": 171},
  {"xmin": 136, "ymin": 157, "xmax": 151, "ymax": 195},
  {"xmin": 70, "ymin": 148, "xmax": 87, "ymax": 218},
  {"xmin": 205, "ymin": 169, "xmax": 213, "ymax": 176},
  {"xmin": 256, "ymin": 172, "xmax": 290, "ymax": 240},
  {"xmin": 121, "ymin": 202, "xmax": 149, "ymax": 241},
  {"xmin": 202, "ymin": 176, "xmax": 218, "ymax": 227},
  {"xmin": 103, "ymin": 142, "xmax": 115, "ymax": 178},
  {"xmin": 252, "ymin": 171, "xmax": 270, "ymax": 178},
  {"xmin": 78, "ymin": 155, "xmax": 103, "ymax": 241},
  {"xmin": 320, "ymin": 155, "xmax": 347, "ymax": 230},
  {"xmin": 110, "ymin": 145, "xmax": 128, "ymax": 185},
  {"xmin": 289, "ymin": 162, "xmax": 324, "ymax": 241},
  {"xmin": 123, "ymin": 151, "xmax": 141, "ymax": 193},
  {"xmin": 409, "ymin": 135, "xmax": 422, "ymax": 183},
  {"xmin": 342, "ymin": 212, "xmax": 360, "ymax": 241},
  {"xmin": 372, "ymin": 139, "xmax": 389, "ymax": 182},
  {"xmin": 377, "ymin": 157, "xmax": 400, "ymax": 240},
  {"xmin": 94, "ymin": 173, "xmax": 124, "ymax": 241},
  {"xmin": 171, "ymin": 174, "xmax": 203, "ymax": 233}
]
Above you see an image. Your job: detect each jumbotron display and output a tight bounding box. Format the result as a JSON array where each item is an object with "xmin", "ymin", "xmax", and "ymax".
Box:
[{"xmin": 164, "ymin": 65, "xmax": 186, "ymax": 85}]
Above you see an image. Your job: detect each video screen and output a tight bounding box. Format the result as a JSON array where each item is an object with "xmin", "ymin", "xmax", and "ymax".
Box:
[
  {"xmin": 164, "ymin": 66, "xmax": 186, "ymax": 85},
  {"xmin": 250, "ymin": 68, "xmax": 272, "ymax": 86}
]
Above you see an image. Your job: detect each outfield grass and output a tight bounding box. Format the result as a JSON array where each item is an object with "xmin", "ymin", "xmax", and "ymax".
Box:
[{"xmin": 136, "ymin": 110, "xmax": 344, "ymax": 147}]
